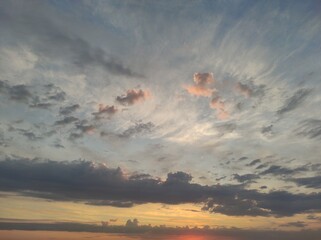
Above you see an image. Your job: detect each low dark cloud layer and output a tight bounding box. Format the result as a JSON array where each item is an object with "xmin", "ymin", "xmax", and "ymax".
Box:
[
  {"xmin": 1, "ymin": 157, "xmax": 321, "ymax": 217},
  {"xmin": 1, "ymin": 221, "xmax": 321, "ymax": 240}
]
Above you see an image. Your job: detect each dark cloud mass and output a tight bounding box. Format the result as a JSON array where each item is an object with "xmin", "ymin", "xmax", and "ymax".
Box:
[{"xmin": 1, "ymin": 158, "xmax": 321, "ymax": 217}]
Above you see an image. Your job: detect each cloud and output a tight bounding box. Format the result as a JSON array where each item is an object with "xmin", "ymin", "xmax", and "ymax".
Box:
[
  {"xmin": 120, "ymin": 122, "xmax": 154, "ymax": 138},
  {"xmin": 246, "ymin": 159, "xmax": 261, "ymax": 167},
  {"xmin": 59, "ymin": 104, "xmax": 80, "ymax": 115},
  {"xmin": 185, "ymin": 72, "xmax": 215, "ymax": 97},
  {"xmin": 233, "ymin": 174, "xmax": 259, "ymax": 183},
  {"xmin": 290, "ymin": 176, "xmax": 321, "ymax": 189},
  {"xmin": 277, "ymin": 89, "xmax": 311, "ymax": 115},
  {"xmin": 280, "ymin": 221, "xmax": 307, "ymax": 228},
  {"xmin": 260, "ymin": 165, "xmax": 307, "ymax": 176},
  {"xmin": 295, "ymin": 119, "xmax": 321, "ymax": 139},
  {"xmin": 1, "ymin": 221, "xmax": 321, "ymax": 240},
  {"xmin": 1, "ymin": 157, "xmax": 321, "ymax": 217},
  {"xmin": 55, "ymin": 116, "xmax": 79, "ymax": 125},
  {"xmin": 235, "ymin": 82, "xmax": 253, "ymax": 98},
  {"xmin": 0, "ymin": 80, "xmax": 31, "ymax": 103},
  {"xmin": 87, "ymin": 200, "xmax": 135, "ymax": 208},
  {"xmin": 92, "ymin": 104, "xmax": 118, "ymax": 119},
  {"xmin": 116, "ymin": 89, "xmax": 151, "ymax": 105},
  {"xmin": 210, "ymin": 96, "xmax": 229, "ymax": 120},
  {"xmin": 0, "ymin": 1, "xmax": 143, "ymax": 78}
]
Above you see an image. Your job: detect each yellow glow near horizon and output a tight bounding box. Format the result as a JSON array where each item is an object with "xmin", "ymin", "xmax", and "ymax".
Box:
[{"xmin": 0, "ymin": 193, "xmax": 319, "ymax": 231}]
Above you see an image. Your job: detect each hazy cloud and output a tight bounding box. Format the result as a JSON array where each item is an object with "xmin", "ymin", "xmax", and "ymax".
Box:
[
  {"xmin": 235, "ymin": 82, "xmax": 253, "ymax": 98},
  {"xmin": 295, "ymin": 119, "xmax": 321, "ymax": 139},
  {"xmin": 0, "ymin": 1, "xmax": 143, "ymax": 78},
  {"xmin": 277, "ymin": 89, "xmax": 311, "ymax": 115},
  {"xmin": 185, "ymin": 72, "xmax": 215, "ymax": 97}
]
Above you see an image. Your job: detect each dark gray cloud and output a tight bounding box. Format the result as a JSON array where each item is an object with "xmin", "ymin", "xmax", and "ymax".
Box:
[
  {"xmin": 260, "ymin": 165, "xmax": 307, "ymax": 176},
  {"xmin": 277, "ymin": 89, "xmax": 311, "ymax": 115},
  {"xmin": 290, "ymin": 175, "xmax": 321, "ymax": 189},
  {"xmin": 116, "ymin": 89, "xmax": 151, "ymax": 106},
  {"xmin": 120, "ymin": 122, "xmax": 154, "ymax": 138},
  {"xmin": 233, "ymin": 174, "xmax": 259, "ymax": 183},
  {"xmin": 246, "ymin": 159, "xmax": 261, "ymax": 167},
  {"xmin": 1, "ymin": 157, "xmax": 321, "ymax": 217},
  {"xmin": 295, "ymin": 119, "xmax": 321, "ymax": 139},
  {"xmin": 0, "ymin": 1, "xmax": 143, "ymax": 78},
  {"xmin": 0, "ymin": 80, "xmax": 66, "ymax": 109},
  {"xmin": 0, "ymin": 80, "xmax": 31, "ymax": 103},
  {"xmin": 59, "ymin": 104, "xmax": 80, "ymax": 115},
  {"xmin": 55, "ymin": 116, "xmax": 79, "ymax": 125}
]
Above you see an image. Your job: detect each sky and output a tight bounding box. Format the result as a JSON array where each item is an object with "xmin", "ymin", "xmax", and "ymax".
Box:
[{"xmin": 0, "ymin": 0, "xmax": 321, "ymax": 239}]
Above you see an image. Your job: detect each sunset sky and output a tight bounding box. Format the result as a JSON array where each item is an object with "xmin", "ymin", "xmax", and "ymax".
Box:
[{"xmin": 0, "ymin": 0, "xmax": 321, "ymax": 239}]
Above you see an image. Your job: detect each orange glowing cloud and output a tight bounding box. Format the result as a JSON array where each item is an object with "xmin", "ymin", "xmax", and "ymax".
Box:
[
  {"xmin": 116, "ymin": 89, "xmax": 151, "ymax": 105},
  {"xmin": 185, "ymin": 73, "xmax": 215, "ymax": 97},
  {"xmin": 210, "ymin": 96, "xmax": 229, "ymax": 120}
]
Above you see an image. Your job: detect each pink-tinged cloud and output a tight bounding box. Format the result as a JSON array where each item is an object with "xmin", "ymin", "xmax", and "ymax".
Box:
[
  {"xmin": 116, "ymin": 89, "xmax": 151, "ymax": 105},
  {"xmin": 235, "ymin": 82, "xmax": 252, "ymax": 98},
  {"xmin": 92, "ymin": 104, "xmax": 118, "ymax": 119},
  {"xmin": 210, "ymin": 96, "xmax": 229, "ymax": 120},
  {"xmin": 185, "ymin": 72, "xmax": 215, "ymax": 97}
]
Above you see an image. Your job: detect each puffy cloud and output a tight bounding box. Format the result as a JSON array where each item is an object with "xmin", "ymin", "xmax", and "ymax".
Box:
[
  {"xmin": 185, "ymin": 72, "xmax": 215, "ymax": 97},
  {"xmin": 210, "ymin": 96, "xmax": 229, "ymax": 120},
  {"xmin": 116, "ymin": 89, "xmax": 151, "ymax": 105},
  {"xmin": 92, "ymin": 104, "xmax": 118, "ymax": 119}
]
